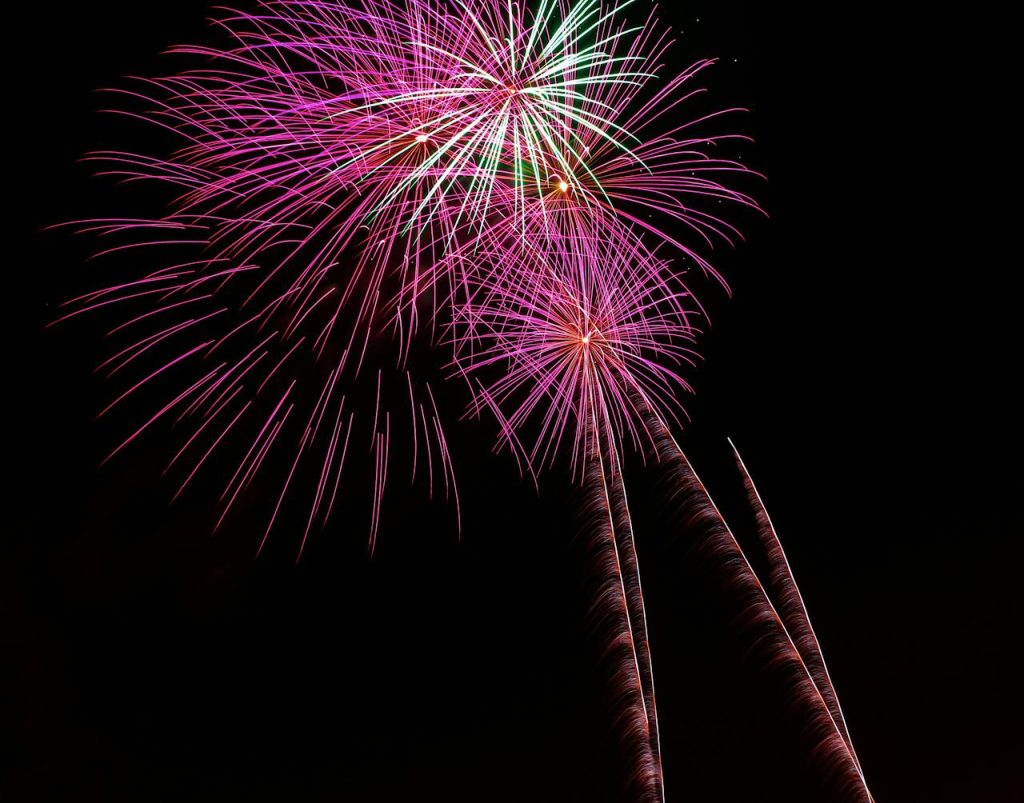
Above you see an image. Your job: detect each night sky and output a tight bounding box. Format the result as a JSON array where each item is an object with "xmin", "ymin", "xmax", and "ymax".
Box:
[{"xmin": 7, "ymin": 2, "xmax": 1021, "ymax": 801}]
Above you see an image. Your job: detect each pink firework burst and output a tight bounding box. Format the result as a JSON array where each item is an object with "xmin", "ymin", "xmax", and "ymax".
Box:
[
  {"xmin": 58, "ymin": 0, "xmax": 757, "ymax": 550},
  {"xmin": 452, "ymin": 229, "xmax": 699, "ymax": 478}
]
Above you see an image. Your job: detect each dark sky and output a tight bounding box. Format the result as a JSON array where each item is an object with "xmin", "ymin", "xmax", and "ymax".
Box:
[{"xmin": 6, "ymin": 2, "xmax": 1021, "ymax": 801}]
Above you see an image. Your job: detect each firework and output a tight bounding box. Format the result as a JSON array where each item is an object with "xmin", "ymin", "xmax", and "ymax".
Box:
[
  {"xmin": 452, "ymin": 231, "xmax": 699, "ymax": 477},
  {"xmin": 45, "ymin": 0, "xmax": 876, "ymax": 796},
  {"xmin": 61, "ymin": 0, "xmax": 758, "ymax": 545}
]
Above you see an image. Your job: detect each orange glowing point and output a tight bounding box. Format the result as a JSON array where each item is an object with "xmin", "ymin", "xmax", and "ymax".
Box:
[
  {"xmin": 558, "ymin": 180, "xmax": 569, "ymax": 193},
  {"xmin": 581, "ymin": 332, "xmax": 591, "ymax": 345},
  {"xmin": 414, "ymin": 133, "xmax": 428, "ymax": 143}
]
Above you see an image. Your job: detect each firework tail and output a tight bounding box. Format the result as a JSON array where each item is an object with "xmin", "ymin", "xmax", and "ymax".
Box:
[
  {"xmin": 581, "ymin": 410, "xmax": 662, "ymax": 802},
  {"xmin": 605, "ymin": 438, "xmax": 665, "ymax": 800},
  {"xmin": 728, "ymin": 438, "xmax": 868, "ymax": 782},
  {"xmin": 637, "ymin": 399, "xmax": 872, "ymax": 801}
]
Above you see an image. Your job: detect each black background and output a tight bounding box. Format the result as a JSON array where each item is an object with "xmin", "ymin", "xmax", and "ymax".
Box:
[{"xmin": 6, "ymin": 2, "xmax": 1021, "ymax": 801}]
